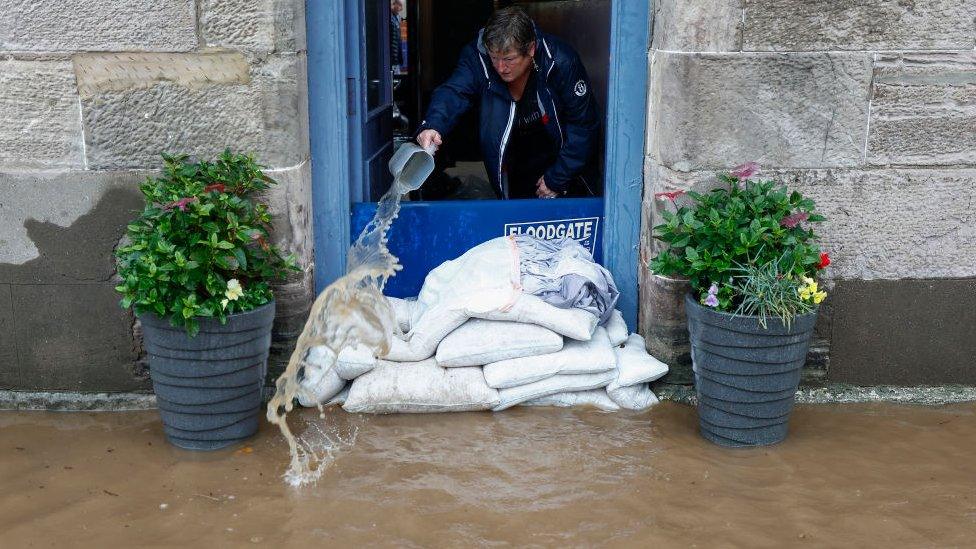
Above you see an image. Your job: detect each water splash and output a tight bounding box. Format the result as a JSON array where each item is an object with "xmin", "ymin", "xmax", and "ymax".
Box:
[{"xmin": 267, "ymin": 152, "xmax": 428, "ymax": 485}]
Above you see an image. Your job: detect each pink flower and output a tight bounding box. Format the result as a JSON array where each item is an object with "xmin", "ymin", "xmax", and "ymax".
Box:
[
  {"xmin": 163, "ymin": 197, "xmax": 197, "ymax": 212},
  {"xmin": 703, "ymin": 283, "xmax": 719, "ymax": 307},
  {"xmin": 780, "ymin": 212, "xmax": 810, "ymax": 228},
  {"xmin": 654, "ymin": 190, "xmax": 686, "ymax": 202},
  {"xmin": 731, "ymin": 162, "xmax": 759, "ymax": 179}
]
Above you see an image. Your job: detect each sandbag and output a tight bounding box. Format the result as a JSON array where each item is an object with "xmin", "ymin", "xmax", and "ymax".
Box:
[
  {"xmin": 436, "ymin": 319, "xmax": 563, "ymax": 367},
  {"xmin": 522, "ymin": 389, "xmax": 621, "ymax": 411},
  {"xmin": 605, "ymin": 309, "xmax": 628, "ymax": 346},
  {"xmin": 475, "ymin": 293, "xmax": 597, "ymax": 341},
  {"xmin": 483, "ymin": 327, "xmax": 615, "ymax": 389},
  {"xmin": 613, "ymin": 333, "xmax": 669, "ymax": 387},
  {"xmin": 386, "ymin": 292, "xmax": 597, "ymax": 362},
  {"xmin": 323, "ymin": 387, "xmax": 349, "ymax": 407},
  {"xmin": 296, "ymin": 346, "xmax": 347, "ymax": 407},
  {"xmin": 493, "ymin": 370, "xmax": 616, "ymax": 411},
  {"xmin": 335, "ymin": 344, "xmax": 377, "ymax": 380},
  {"xmin": 343, "ymin": 359, "xmax": 500, "ymax": 413},
  {"xmin": 606, "ymin": 383, "xmax": 659, "ymax": 411},
  {"xmin": 387, "ymin": 296, "xmax": 415, "ymax": 334}
]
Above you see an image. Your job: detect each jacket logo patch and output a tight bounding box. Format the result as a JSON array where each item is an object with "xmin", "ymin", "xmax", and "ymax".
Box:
[{"xmin": 574, "ymin": 80, "xmax": 587, "ymax": 96}]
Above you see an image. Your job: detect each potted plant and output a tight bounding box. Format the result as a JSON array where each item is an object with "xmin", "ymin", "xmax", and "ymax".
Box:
[
  {"xmin": 649, "ymin": 163, "xmax": 830, "ymax": 447},
  {"xmin": 115, "ymin": 152, "xmax": 297, "ymax": 450}
]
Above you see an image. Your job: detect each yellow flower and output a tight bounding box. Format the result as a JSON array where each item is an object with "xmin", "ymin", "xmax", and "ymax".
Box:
[
  {"xmin": 813, "ymin": 291, "xmax": 827, "ymax": 304},
  {"xmin": 225, "ymin": 278, "xmax": 244, "ymax": 301}
]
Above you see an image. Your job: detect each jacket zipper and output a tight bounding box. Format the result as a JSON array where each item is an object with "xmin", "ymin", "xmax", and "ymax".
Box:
[{"xmin": 498, "ymin": 101, "xmax": 516, "ymax": 197}]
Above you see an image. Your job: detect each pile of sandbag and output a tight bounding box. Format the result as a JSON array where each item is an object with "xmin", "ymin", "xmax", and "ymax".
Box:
[{"xmin": 296, "ymin": 236, "xmax": 668, "ymax": 414}]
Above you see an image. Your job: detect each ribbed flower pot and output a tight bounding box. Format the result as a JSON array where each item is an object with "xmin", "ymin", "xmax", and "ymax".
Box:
[
  {"xmin": 139, "ymin": 301, "xmax": 275, "ymax": 451},
  {"xmin": 685, "ymin": 295, "xmax": 817, "ymax": 447}
]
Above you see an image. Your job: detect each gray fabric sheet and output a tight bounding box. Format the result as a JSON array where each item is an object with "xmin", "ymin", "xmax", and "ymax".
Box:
[{"xmin": 515, "ymin": 236, "xmax": 619, "ymax": 325}]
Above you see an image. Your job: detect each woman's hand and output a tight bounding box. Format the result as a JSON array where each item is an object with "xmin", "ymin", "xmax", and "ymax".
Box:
[
  {"xmin": 417, "ymin": 129, "xmax": 443, "ymax": 153},
  {"xmin": 536, "ymin": 176, "xmax": 559, "ymax": 199}
]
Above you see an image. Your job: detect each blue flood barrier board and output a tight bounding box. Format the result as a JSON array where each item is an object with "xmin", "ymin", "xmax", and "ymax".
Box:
[{"xmin": 351, "ymin": 198, "xmax": 604, "ymax": 297}]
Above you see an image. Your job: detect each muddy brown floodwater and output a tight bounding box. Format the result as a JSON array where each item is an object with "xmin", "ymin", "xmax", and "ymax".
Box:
[{"xmin": 2, "ymin": 402, "xmax": 975, "ymax": 546}]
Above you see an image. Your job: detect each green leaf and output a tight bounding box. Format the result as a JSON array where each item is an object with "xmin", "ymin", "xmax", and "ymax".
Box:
[{"xmin": 685, "ymin": 247, "xmax": 699, "ymax": 261}]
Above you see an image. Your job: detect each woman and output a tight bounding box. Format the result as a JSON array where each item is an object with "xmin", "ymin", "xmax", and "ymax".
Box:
[{"xmin": 416, "ymin": 7, "xmax": 600, "ymax": 199}]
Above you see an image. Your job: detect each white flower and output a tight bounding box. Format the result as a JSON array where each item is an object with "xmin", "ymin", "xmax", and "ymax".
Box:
[
  {"xmin": 221, "ymin": 298, "xmax": 229, "ymax": 309},
  {"xmin": 225, "ymin": 279, "xmax": 244, "ymax": 301}
]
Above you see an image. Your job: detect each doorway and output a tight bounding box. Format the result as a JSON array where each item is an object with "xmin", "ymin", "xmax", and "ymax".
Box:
[{"xmin": 307, "ymin": 0, "xmax": 650, "ymax": 326}]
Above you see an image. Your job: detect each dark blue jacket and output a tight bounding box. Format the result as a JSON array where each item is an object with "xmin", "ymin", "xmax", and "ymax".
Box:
[{"xmin": 418, "ymin": 28, "xmax": 599, "ymax": 196}]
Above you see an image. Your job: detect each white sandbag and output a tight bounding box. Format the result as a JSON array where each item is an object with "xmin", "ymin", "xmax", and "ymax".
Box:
[
  {"xmin": 387, "ymin": 296, "xmax": 415, "ymax": 334},
  {"xmin": 483, "ymin": 327, "xmax": 615, "ymax": 388},
  {"xmin": 475, "ymin": 293, "xmax": 598, "ymax": 341},
  {"xmin": 412, "ymin": 237, "xmax": 522, "ymax": 323},
  {"xmin": 335, "ymin": 344, "xmax": 377, "ymax": 380},
  {"xmin": 493, "ymin": 370, "xmax": 616, "ymax": 411},
  {"xmin": 385, "ymin": 292, "xmax": 597, "ymax": 362},
  {"xmin": 323, "ymin": 387, "xmax": 349, "ymax": 407},
  {"xmin": 296, "ymin": 346, "xmax": 347, "ymax": 407},
  {"xmin": 605, "ymin": 309, "xmax": 628, "ymax": 346},
  {"xmin": 606, "ymin": 383, "xmax": 659, "ymax": 411},
  {"xmin": 436, "ymin": 319, "xmax": 563, "ymax": 367},
  {"xmin": 613, "ymin": 333, "xmax": 669, "ymax": 387},
  {"xmin": 521, "ymin": 389, "xmax": 621, "ymax": 411},
  {"xmin": 343, "ymin": 359, "xmax": 500, "ymax": 413}
]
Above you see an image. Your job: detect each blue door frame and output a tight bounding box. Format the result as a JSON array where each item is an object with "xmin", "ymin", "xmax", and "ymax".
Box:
[{"xmin": 306, "ymin": 0, "xmax": 652, "ymax": 328}]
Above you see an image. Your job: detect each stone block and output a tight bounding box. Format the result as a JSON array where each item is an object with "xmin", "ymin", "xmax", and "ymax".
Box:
[
  {"xmin": 644, "ymin": 163, "xmax": 976, "ymax": 280},
  {"xmin": 650, "ymin": 52, "xmax": 872, "ymax": 171},
  {"xmin": 742, "ymin": 0, "xmax": 976, "ymax": 51},
  {"xmin": 0, "ymin": 171, "xmax": 144, "ymax": 277},
  {"xmin": 263, "ymin": 160, "xmax": 313, "ymax": 267},
  {"xmin": 201, "ymin": 0, "xmax": 306, "ymax": 54},
  {"xmin": 0, "ymin": 0, "xmax": 197, "ymax": 52},
  {"xmin": 0, "ymin": 59, "xmax": 83, "ymax": 169},
  {"xmin": 867, "ymin": 52, "xmax": 976, "ymax": 166},
  {"xmin": 1, "ymin": 283, "xmax": 146, "ymax": 392},
  {"xmin": 653, "ymin": 0, "xmax": 741, "ymax": 52},
  {"xmin": 78, "ymin": 53, "xmax": 308, "ymax": 169},
  {"xmin": 829, "ymin": 279, "xmax": 976, "ymax": 385}
]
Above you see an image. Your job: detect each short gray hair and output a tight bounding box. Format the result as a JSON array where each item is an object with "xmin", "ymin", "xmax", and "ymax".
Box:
[{"xmin": 483, "ymin": 7, "xmax": 534, "ymax": 55}]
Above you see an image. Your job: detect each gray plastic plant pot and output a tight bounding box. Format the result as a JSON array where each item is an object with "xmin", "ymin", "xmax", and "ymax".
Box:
[
  {"xmin": 140, "ymin": 301, "xmax": 275, "ymax": 451},
  {"xmin": 698, "ymin": 394, "xmax": 797, "ymax": 420},
  {"xmin": 686, "ymin": 295, "xmax": 816, "ymax": 448}
]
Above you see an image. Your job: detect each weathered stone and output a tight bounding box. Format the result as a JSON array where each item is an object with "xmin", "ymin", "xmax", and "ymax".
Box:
[
  {"xmin": 742, "ymin": 0, "xmax": 976, "ymax": 51},
  {"xmin": 80, "ymin": 53, "xmax": 307, "ymax": 169},
  {"xmin": 650, "ymin": 52, "xmax": 872, "ymax": 171},
  {"xmin": 0, "ymin": 59, "xmax": 83, "ymax": 169},
  {"xmin": 201, "ymin": 0, "xmax": 306, "ymax": 54},
  {"xmin": 0, "ymin": 0, "xmax": 197, "ymax": 52},
  {"xmin": 867, "ymin": 52, "xmax": 976, "ymax": 166},
  {"xmin": 653, "ymin": 0, "xmax": 741, "ymax": 52},
  {"xmin": 73, "ymin": 52, "xmax": 252, "ymax": 98},
  {"xmin": 644, "ymin": 163, "xmax": 976, "ymax": 280},
  {"xmin": 1, "ymin": 283, "xmax": 146, "ymax": 392},
  {"xmin": 829, "ymin": 279, "xmax": 976, "ymax": 385},
  {"xmin": 0, "ymin": 171, "xmax": 145, "ymax": 269}
]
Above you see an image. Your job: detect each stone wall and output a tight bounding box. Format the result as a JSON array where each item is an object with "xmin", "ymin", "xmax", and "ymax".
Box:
[
  {"xmin": 642, "ymin": 0, "xmax": 976, "ymax": 385},
  {"xmin": 0, "ymin": 0, "xmax": 312, "ymax": 391}
]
